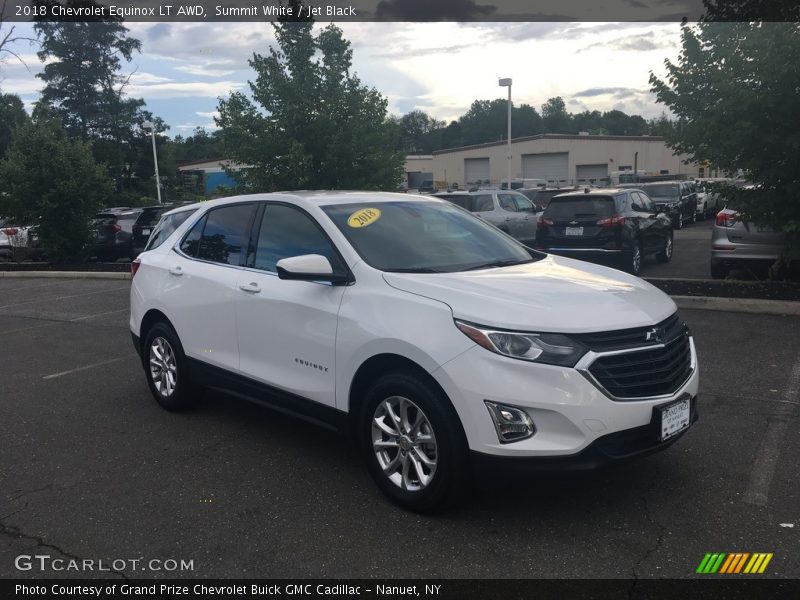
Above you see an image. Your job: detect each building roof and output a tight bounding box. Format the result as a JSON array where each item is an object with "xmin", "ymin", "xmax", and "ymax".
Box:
[{"xmin": 432, "ymin": 133, "xmax": 666, "ymax": 155}]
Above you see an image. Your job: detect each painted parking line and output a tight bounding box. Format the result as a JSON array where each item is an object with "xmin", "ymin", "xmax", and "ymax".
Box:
[
  {"xmin": 742, "ymin": 357, "xmax": 800, "ymax": 506},
  {"xmin": 0, "ymin": 286, "xmax": 129, "ymax": 310},
  {"xmin": 0, "ymin": 308, "xmax": 130, "ymax": 335},
  {"xmin": 42, "ymin": 355, "xmax": 137, "ymax": 380}
]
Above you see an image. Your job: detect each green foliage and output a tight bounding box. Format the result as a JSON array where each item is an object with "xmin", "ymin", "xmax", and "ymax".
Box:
[
  {"xmin": 170, "ymin": 128, "xmax": 224, "ymax": 163},
  {"xmin": 0, "ymin": 113, "xmax": 114, "ymax": 260},
  {"xmin": 216, "ymin": 21, "xmax": 404, "ymax": 192},
  {"xmin": 0, "ymin": 93, "xmax": 28, "ymax": 158},
  {"xmin": 650, "ymin": 21, "xmax": 800, "ymax": 256}
]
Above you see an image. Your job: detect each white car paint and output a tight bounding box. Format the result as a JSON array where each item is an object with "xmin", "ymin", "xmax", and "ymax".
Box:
[{"xmin": 130, "ymin": 192, "xmax": 699, "ymax": 468}]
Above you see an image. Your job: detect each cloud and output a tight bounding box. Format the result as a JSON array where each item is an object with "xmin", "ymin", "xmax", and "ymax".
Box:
[
  {"xmin": 370, "ymin": 43, "xmax": 473, "ymax": 59},
  {"xmin": 196, "ymin": 110, "xmax": 220, "ymax": 119},
  {"xmin": 130, "ymin": 71, "xmax": 173, "ymax": 84},
  {"xmin": 375, "ymin": 0, "xmax": 496, "ymax": 20},
  {"xmin": 174, "ymin": 64, "xmax": 237, "ymax": 77},
  {"xmin": 127, "ymin": 81, "xmax": 245, "ymax": 99},
  {"xmin": 574, "ymin": 87, "xmax": 642, "ymax": 99}
]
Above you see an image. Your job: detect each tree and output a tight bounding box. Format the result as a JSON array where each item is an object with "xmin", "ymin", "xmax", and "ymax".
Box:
[
  {"xmin": 395, "ymin": 110, "xmax": 445, "ymax": 154},
  {"xmin": 35, "ymin": 8, "xmax": 142, "ymax": 140},
  {"xmin": 649, "ymin": 20, "xmax": 800, "ymax": 261},
  {"xmin": 0, "ymin": 112, "xmax": 113, "ymax": 260},
  {"xmin": 217, "ymin": 19, "xmax": 403, "ymax": 191},
  {"xmin": 0, "ymin": 92, "xmax": 28, "ymax": 158},
  {"xmin": 541, "ymin": 97, "xmax": 572, "ymax": 133}
]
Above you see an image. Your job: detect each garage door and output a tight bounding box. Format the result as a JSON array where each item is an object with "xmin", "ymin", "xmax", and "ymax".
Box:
[
  {"xmin": 576, "ymin": 164, "xmax": 608, "ymax": 184},
  {"xmin": 464, "ymin": 158, "xmax": 490, "ymax": 185},
  {"xmin": 522, "ymin": 153, "xmax": 569, "ymax": 185}
]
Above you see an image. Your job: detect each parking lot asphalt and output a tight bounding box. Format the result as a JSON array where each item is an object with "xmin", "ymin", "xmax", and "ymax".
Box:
[
  {"xmin": 640, "ymin": 218, "xmax": 713, "ymax": 280},
  {"xmin": 1, "ymin": 278, "xmax": 799, "ymax": 579}
]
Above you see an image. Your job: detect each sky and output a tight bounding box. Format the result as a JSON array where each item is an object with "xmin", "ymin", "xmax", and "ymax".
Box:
[{"xmin": 0, "ymin": 21, "xmax": 683, "ymax": 137}]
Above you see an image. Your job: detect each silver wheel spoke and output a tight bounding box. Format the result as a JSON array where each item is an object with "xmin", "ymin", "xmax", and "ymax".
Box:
[
  {"xmin": 371, "ymin": 395, "xmax": 437, "ymax": 492},
  {"xmin": 149, "ymin": 336, "xmax": 178, "ymax": 398}
]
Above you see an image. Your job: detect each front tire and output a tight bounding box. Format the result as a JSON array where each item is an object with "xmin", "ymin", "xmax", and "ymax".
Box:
[
  {"xmin": 675, "ymin": 212, "xmax": 684, "ymax": 230},
  {"xmin": 361, "ymin": 371, "xmax": 469, "ymax": 512},
  {"xmin": 142, "ymin": 322, "xmax": 200, "ymax": 411}
]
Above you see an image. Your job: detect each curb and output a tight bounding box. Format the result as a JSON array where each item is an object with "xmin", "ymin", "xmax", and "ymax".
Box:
[
  {"xmin": 673, "ymin": 295, "xmax": 800, "ymax": 316},
  {"xmin": 0, "ymin": 271, "xmax": 131, "ymax": 280}
]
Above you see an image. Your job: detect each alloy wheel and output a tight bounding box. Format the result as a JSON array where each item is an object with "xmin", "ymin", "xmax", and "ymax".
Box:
[
  {"xmin": 665, "ymin": 235, "xmax": 673, "ymax": 259},
  {"xmin": 371, "ymin": 395, "xmax": 438, "ymax": 492},
  {"xmin": 632, "ymin": 245, "xmax": 642, "ymax": 274},
  {"xmin": 149, "ymin": 337, "xmax": 178, "ymax": 398}
]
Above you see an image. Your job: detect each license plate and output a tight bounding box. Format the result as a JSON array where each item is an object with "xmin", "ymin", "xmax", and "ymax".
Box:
[
  {"xmin": 141, "ymin": 228, "xmax": 151, "ymax": 236},
  {"xmin": 565, "ymin": 226, "xmax": 584, "ymax": 236},
  {"xmin": 659, "ymin": 397, "xmax": 691, "ymax": 441}
]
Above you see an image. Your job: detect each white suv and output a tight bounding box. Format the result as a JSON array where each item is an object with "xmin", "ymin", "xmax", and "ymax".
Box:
[{"xmin": 130, "ymin": 192, "xmax": 699, "ymax": 511}]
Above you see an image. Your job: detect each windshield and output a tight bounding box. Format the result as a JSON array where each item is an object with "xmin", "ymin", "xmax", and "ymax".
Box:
[
  {"xmin": 322, "ymin": 200, "xmax": 537, "ymax": 273},
  {"xmin": 642, "ymin": 184, "xmax": 680, "ymax": 198}
]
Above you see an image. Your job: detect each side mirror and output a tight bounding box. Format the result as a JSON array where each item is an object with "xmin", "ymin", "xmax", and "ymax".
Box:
[{"xmin": 276, "ymin": 254, "xmax": 351, "ymax": 285}]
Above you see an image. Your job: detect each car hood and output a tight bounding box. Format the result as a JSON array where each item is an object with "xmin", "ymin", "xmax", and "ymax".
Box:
[{"xmin": 382, "ymin": 255, "xmax": 676, "ymax": 333}]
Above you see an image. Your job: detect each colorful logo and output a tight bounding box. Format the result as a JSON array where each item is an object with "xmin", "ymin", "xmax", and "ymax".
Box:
[{"xmin": 696, "ymin": 553, "xmax": 773, "ymax": 574}]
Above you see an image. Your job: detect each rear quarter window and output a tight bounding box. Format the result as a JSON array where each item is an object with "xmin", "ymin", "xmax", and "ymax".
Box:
[{"xmin": 144, "ymin": 209, "xmax": 199, "ymax": 251}]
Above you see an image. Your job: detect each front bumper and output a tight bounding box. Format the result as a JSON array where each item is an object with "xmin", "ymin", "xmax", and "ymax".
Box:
[
  {"xmin": 434, "ymin": 339, "xmax": 699, "ymax": 459},
  {"xmin": 472, "ymin": 395, "xmax": 698, "ymax": 471}
]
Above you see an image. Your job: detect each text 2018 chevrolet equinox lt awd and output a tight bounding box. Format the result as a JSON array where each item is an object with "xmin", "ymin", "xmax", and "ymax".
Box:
[{"xmin": 130, "ymin": 192, "xmax": 699, "ymax": 511}]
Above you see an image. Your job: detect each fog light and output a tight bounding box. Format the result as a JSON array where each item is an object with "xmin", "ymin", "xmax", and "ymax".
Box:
[{"xmin": 484, "ymin": 401, "xmax": 535, "ymax": 443}]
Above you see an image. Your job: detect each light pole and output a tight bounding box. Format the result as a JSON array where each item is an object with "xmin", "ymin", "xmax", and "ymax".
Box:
[
  {"xmin": 142, "ymin": 120, "xmax": 162, "ymax": 204},
  {"xmin": 498, "ymin": 78, "xmax": 512, "ymax": 190}
]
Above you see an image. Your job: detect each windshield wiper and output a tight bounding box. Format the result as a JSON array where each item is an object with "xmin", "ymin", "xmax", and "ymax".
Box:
[
  {"xmin": 384, "ymin": 267, "xmax": 442, "ymax": 273},
  {"xmin": 462, "ymin": 259, "xmax": 532, "ymax": 271}
]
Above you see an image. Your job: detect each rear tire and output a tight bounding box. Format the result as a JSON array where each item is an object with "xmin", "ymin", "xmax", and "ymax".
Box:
[
  {"xmin": 656, "ymin": 232, "xmax": 673, "ymax": 263},
  {"xmin": 624, "ymin": 241, "xmax": 643, "ymax": 276},
  {"xmin": 675, "ymin": 212, "xmax": 684, "ymax": 230},
  {"xmin": 142, "ymin": 322, "xmax": 200, "ymax": 411},
  {"xmin": 361, "ymin": 371, "xmax": 470, "ymax": 512}
]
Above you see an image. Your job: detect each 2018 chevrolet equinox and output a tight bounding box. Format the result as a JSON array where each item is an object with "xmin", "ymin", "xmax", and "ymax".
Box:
[{"xmin": 130, "ymin": 191, "xmax": 699, "ymax": 511}]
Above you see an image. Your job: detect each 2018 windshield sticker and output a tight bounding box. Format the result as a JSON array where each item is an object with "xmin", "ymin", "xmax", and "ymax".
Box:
[{"xmin": 348, "ymin": 208, "xmax": 381, "ymax": 228}]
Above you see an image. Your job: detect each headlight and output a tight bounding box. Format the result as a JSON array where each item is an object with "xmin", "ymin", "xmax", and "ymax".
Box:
[{"xmin": 455, "ymin": 320, "xmax": 587, "ymax": 367}]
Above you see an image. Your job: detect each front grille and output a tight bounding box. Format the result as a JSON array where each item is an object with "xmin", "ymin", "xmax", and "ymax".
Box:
[
  {"xmin": 577, "ymin": 313, "xmax": 682, "ymax": 352},
  {"xmin": 588, "ymin": 332, "xmax": 692, "ymax": 399}
]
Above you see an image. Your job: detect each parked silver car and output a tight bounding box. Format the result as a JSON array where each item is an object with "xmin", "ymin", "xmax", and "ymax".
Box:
[
  {"xmin": 711, "ymin": 206, "xmax": 785, "ymax": 278},
  {"xmin": 433, "ymin": 189, "xmax": 541, "ymax": 246}
]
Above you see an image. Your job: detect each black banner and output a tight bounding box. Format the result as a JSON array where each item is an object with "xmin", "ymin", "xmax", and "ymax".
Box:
[
  {"xmin": 3, "ymin": 579, "xmax": 800, "ymax": 600},
  {"xmin": 2, "ymin": 0, "xmax": 800, "ymax": 23}
]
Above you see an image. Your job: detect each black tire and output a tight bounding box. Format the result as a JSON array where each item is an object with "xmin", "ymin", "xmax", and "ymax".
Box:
[
  {"xmin": 689, "ymin": 207, "xmax": 697, "ymax": 224},
  {"xmin": 656, "ymin": 231, "xmax": 673, "ymax": 263},
  {"xmin": 674, "ymin": 212, "xmax": 684, "ymax": 230},
  {"xmin": 710, "ymin": 261, "xmax": 729, "ymax": 280},
  {"xmin": 142, "ymin": 321, "xmax": 200, "ymax": 411},
  {"xmin": 700, "ymin": 203, "xmax": 707, "ymax": 220},
  {"xmin": 624, "ymin": 241, "xmax": 643, "ymax": 276},
  {"xmin": 361, "ymin": 371, "xmax": 470, "ymax": 512}
]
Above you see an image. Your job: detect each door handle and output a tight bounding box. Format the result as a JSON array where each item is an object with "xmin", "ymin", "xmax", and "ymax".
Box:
[
  {"xmin": 239, "ymin": 282, "xmax": 261, "ymax": 294},
  {"xmin": 168, "ymin": 266, "xmax": 183, "ymax": 276}
]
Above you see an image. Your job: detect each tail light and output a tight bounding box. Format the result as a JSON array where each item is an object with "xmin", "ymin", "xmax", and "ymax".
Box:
[
  {"xmin": 2, "ymin": 228, "xmax": 18, "ymax": 236},
  {"xmin": 131, "ymin": 258, "xmax": 141, "ymax": 278},
  {"xmin": 715, "ymin": 211, "xmax": 738, "ymax": 227},
  {"xmin": 537, "ymin": 216, "xmax": 553, "ymax": 229},
  {"xmin": 597, "ymin": 216, "xmax": 626, "ymax": 227},
  {"xmin": 110, "ymin": 223, "xmax": 122, "ymax": 234}
]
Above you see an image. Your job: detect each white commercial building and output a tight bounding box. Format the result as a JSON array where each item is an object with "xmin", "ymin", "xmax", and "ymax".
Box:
[{"xmin": 423, "ymin": 133, "xmax": 700, "ymax": 189}]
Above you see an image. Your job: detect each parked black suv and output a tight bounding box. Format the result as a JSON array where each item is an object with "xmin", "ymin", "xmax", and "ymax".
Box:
[
  {"xmin": 90, "ymin": 208, "xmax": 142, "ymax": 261},
  {"xmin": 637, "ymin": 181, "xmax": 696, "ymax": 230},
  {"xmin": 131, "ymin": 203, "xmax": 195, "ymax": 258},
  {"xmin": 534, "ymin": 188, "xmax": 673, "ymax": 275}
]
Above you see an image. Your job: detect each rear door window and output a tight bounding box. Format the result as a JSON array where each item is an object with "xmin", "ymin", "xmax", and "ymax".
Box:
[
  {"xmin": 195, "ymin": 204, "xmax": 257, "ymax": 266},
  {"xmin": 544, "ymin": 196, "xmax": 616, "ymax": 220},
  {"xmin": 512, "ymin": 194, "xmax": 536, "ymax": 213},
  {"xmin": 472, "ymin": 194, "xmax": 494, "ymax": 212}
]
